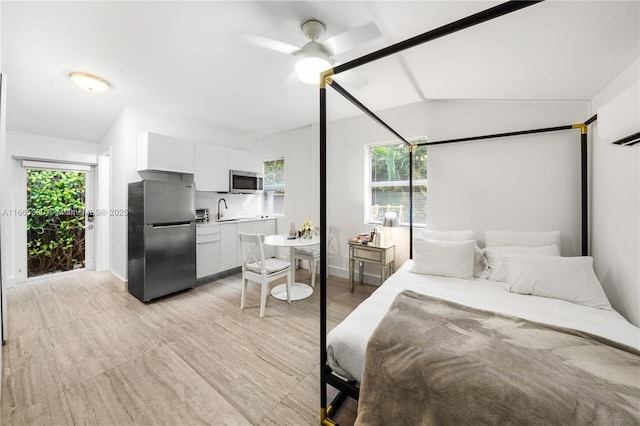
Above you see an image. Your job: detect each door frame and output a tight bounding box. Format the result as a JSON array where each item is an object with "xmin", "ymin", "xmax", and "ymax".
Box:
[
  {"xmin": 20, "ymin": 160, "xmax": 95, "ymax": 281},
  {"xmin": 95, "ymin": 150, "xmax": 110, "ymax": 272}
]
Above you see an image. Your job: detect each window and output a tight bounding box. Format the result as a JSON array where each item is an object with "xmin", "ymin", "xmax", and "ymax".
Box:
[
  {"xmin": 263, "ymin": 158, "xmax": 285, "ymax": 216},
  {"xmin": 366, "ymin": 143, "xmax": 427, "ymax": 226}
]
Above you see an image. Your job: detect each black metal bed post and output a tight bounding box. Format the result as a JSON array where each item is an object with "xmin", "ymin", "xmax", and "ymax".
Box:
[
  {"xmin": 581, "ymin": 131, "xmax": 588, "ymax": 255},
  {"xmin": 409, "ymin": 145, "xmax": 414, "ymax": 259},
  {"xmin": 574, "ymin": 124, "xmax": 589, "ymax": 256},
  {"xmin": 319, "ymin": 69, "xmax": 333, "ymax": 426}
]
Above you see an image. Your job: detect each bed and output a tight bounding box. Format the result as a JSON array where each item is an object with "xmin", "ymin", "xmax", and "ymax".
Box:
[
  {"xmin": 317, "ymin": 1, "xmax": 640, "ymax": 424},
  {"xmin": 327, "ymin": 252, "xmax": 640, "ymax": 424},
  {"xmin": 327, "ymin": 260, "xmax": 640, "ymax": 384}
]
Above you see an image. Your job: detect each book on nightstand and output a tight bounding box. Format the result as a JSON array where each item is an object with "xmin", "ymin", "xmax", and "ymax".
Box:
[{"xmin": 349, "ymin": 233, "xmax": 372, "ymax": 245}]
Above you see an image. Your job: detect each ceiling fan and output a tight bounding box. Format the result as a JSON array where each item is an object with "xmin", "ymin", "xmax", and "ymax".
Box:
[{"xmin": 239, "ymin": 19, "xmax": 382, "ymax": 88}]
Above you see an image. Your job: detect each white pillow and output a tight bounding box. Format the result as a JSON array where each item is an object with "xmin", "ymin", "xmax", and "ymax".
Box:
[
  {"xmin": 415, "ymin": 229, "xmax": 474, "ymax": 241},
  {"xmin": 503, "ymin": 255, "xmax": 612, "ymax": 310},
  {"xmin": 410, "ymin": 239, "xmax": 475, "ymax": 279},
  {"xmin": 481, "ymin": 245, "xmax": 560, "ymax": 282},
  {"xmin": 484, "ymin": 230, "xmax": 562, "ymax": 252},
  {"xmin": 414, "ymin": 229, "xmax": 485, "ymax": 277}
]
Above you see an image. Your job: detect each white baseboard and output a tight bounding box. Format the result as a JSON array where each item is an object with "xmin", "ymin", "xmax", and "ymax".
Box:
[
  {"xmin": 3, "ymin": 276, "xmax": 16, "ymax": 288},
  {"xmin": 110, "ymin": 271, "xmax": 127, "ymax": 292},
  {"xmin": 327, "ymin": 265, "xmax": 383, "ymax": 286}
]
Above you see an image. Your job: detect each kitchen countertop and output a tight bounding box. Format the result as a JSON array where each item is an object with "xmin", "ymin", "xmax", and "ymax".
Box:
[{"xmin": 197, "ymin": 216, "xmax": 275, "ymax": 225}]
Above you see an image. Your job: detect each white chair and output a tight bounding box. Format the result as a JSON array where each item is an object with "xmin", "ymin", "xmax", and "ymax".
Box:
[
  {"xmin": 239, "ymin": 231, "xmax": 292, "ymax": 318},
  {"xmin": 294, "ymin": 246, "xmax": 320, "ymax": 288},
  {"xmin": 294, "ymin": 227, "xmax": 320, "ymax": 288}
]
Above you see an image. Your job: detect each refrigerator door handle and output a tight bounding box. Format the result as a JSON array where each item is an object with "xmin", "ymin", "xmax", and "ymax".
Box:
[
  {"xmin": 197, "ymin": 240, "xmax": 219, "ymax": 245},
  {"xmin": 152, "ymin": 223, "xmax": 192, "ymax": 229}
]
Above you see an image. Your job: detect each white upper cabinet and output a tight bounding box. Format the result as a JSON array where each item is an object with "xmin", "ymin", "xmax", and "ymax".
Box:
[
  {"xmin": 194, "ymin": 145, "xmax": 262, "ymax": 192},
  {"xmin": 194, "ymin": 143, "xmax": 230, "ymax": 192},
  {"xmin": 230, "ymin": 149, "xmax": 263, "ymax": 174},
  {"xmin": 137, "ymin": 132, "xmax": 194, "ymax": 174}
]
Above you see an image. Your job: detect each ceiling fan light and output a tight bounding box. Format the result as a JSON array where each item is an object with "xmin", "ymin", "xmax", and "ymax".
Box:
[
  {"xmin": 295, "ymin": 56, "xmax": 332, "ymax": 85},
  {"xmin": 69, "ymin": 72, "xmax": 110, "ymax": 92}
]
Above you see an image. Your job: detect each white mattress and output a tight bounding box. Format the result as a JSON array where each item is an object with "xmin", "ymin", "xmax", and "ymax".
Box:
[{"xmin": 327, "ymin": 260, "xmax": 640, "ymax": 382}]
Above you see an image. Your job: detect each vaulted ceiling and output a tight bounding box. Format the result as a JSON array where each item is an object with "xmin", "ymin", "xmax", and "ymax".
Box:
[{"xmin": 2, "ymin": 1, "xmax": 638, "ymax": 143}]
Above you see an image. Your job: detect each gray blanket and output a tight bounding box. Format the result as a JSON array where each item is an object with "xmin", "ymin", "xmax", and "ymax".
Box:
[{"xmin": 356, "ymin": 290, "xmax": 640, "ymax": 425}]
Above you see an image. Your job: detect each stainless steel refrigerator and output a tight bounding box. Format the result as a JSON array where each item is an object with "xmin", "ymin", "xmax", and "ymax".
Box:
[{"xmin": 128, "ymin": 180, "xmax": 196, "ymax": 302}]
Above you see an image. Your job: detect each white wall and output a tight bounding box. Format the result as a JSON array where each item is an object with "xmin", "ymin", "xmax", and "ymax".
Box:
[
  {"xmin": 425, "ymin": 101, "xmax": 585, "ymax": 255},
  {"xmin": 254, "ymin": 125, "xmax": 316, "ymax": 258},
  {"xmin": 6, "ymin": 130, "xmax": 97, "ymax": 164},
  {"xmin": 100, "ymin": 106, "xmax": 253, "ymax": 281},
  {"xmin": 2, "ymin": 131, "xmax": 98, "ymax": 282},
  {"xmin": 195, "ymin": 192, "xmax": 261, "ymax": 222},
  {"xmin": 99, "ymin": 111, "xmax": 128, "ymax": 281},
  {"xmin": 321, "ymin": 99, "xmax": 588, "ymax": 283},
  {"xmin": 590, "ymin": 59, "xmax": 639, "ymax": 326}
]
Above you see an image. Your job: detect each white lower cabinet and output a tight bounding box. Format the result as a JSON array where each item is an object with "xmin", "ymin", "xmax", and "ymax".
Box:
[
  {"xmin": 236, "ymin": 222, "xmax": 252, "ymax": 266},
  {"xmin": 196, "ymin": 224, "xmax": 221, "ymax": 279},
  {"xmin": 263, "ymin": 219, "xmax": 276, "ymax": 258},
  {"xmin": 200, "ymin": 219, "xmax": 278, "ymax": 278},
  {"xmin": 220, "ymin": 223, "xmax": 237, "ymax": 271},
  {"xmin": 236, "ymin": 219, "xmax": 277, "ymax": 263}
]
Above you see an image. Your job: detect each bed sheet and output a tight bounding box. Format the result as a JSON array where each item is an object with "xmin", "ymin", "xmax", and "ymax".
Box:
[{"xmin": 326, "ymin": 260, "xmax": 640, "ymax": 382}]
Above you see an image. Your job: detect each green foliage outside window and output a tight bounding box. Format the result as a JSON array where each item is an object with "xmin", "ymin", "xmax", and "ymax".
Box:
[
  {"xmin": 369, "ymin": 144, "xmax": 427, "ymax": 225},
  {"xmin": 27, "ymin": 169, "xmax": 86, "ymax": 277},
  {"xmin": 263, "ymin": 159, "xmax": 285, "ymax": 216},
  {"xmin": 370, "ymin": 144, "xmax": 427, "ymax": 181},
  {"xmin": 264, "ymin": 158, "xmax": 285, "ymax": 187}
]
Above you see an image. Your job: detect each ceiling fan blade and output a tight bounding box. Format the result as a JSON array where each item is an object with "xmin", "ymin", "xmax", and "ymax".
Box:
[
  {"xmin": 333, "ymin": 69, "xmax": 369, "ymax": 91},
  {"xmin": 323, "ymin": 22, "xmax": 382, "ymax": 56},
  {"xmin": 280, "ymin": 69, "xmax": 301, "ymax": 90},
  {"xmin": 238, "ymin": 32, "xmax": 299, "ymax": 55}
]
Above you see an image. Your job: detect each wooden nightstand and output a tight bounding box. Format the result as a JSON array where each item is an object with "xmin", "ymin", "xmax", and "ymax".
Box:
[{"xmin": 348, "ymin": 241, "xmax": 396, "ymax": 292}]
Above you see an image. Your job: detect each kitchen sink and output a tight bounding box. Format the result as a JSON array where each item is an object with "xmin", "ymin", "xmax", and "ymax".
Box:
[{"xmin": 215, "ymin": 216, "xmax": 270, "ymax": 223}]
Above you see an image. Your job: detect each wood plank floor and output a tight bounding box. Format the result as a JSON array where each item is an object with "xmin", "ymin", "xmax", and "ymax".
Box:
[{"xmin": 1, "ymin": 268, "xmax": 375, "ymax": 425}]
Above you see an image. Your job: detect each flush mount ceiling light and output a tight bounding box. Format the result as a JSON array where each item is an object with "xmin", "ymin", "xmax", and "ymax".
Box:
[{"xmin": 69, "ymin": 72, "xmax": 110, "ymax": 92}]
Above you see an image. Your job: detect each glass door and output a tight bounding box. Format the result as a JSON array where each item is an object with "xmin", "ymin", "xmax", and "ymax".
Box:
[{"xmin": 24, "ymin": 162, "xmax": 94, "ymax": 278}]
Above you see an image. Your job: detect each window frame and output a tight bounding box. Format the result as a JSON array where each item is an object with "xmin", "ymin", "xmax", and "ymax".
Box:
[
  {"xmin": 262, "ymin": 158, "xmax": 286, "ymax": 217},
  {"xmin": 364, "ymin": 139, "xmax": 427, "ymax": 227}
]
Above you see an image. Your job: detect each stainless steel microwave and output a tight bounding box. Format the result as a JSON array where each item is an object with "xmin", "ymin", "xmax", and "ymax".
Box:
[{"xmin": 229, "ymin": 170, "xmax": 263, "ymax": 194}]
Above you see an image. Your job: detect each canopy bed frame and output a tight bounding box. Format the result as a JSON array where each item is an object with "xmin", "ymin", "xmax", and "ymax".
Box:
[{"xmin": 317, "ymin": 1, "xmax": 637, "ymax": 424}]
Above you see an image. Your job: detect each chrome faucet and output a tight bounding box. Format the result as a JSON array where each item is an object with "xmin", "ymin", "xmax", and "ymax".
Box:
[{"xmin": 217, "ymin": 198, "xmax": 228, "ymax": 220}]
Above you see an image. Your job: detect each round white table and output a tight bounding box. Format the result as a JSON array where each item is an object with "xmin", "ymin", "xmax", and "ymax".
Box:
[{"xmin": 264, "ymin": 234, "xmax": 319, "ymax": 301}]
